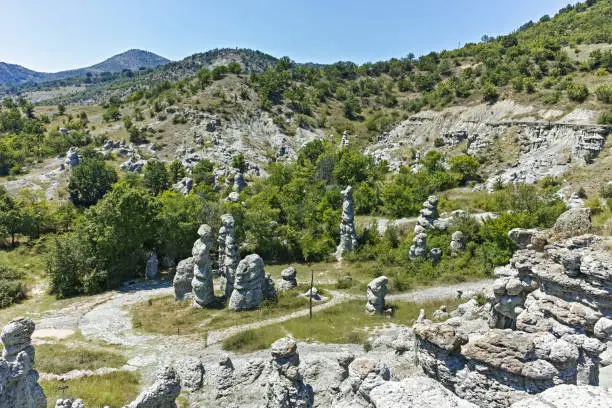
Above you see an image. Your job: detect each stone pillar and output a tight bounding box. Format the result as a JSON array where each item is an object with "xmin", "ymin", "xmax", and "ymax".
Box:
[
  {"xmin": 335, "ymin": 186, "xmax": 357, "ymax": 261},
  {"xmin": 229, "ymin": 254, "xmax": 266, "ymax": 311},
  {"xmin": 266, "ymin": 337, "xmax": 313, "ymax": 408},
  {"xmin": 366, "ymin": 276, "xmax": 388, "ymax": 314},
  {"xmin": 221, "ymin": 214, "xmax": 239, "ymax": 298},
  {"xmin": 192, "ymin": 224, "xmax": 215, "ymax": 308}
]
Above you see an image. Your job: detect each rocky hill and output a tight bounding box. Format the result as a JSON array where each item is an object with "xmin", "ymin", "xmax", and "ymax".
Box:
[{"xmin": 0, "ymin": 49, "xmax": 170, "ymax": 87}]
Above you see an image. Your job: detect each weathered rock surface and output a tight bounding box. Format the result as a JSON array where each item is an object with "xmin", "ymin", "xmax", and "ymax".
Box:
[
  {"xmin": 173, "ymin": 257, "xmax": 195, "ymax": 300},
  {"xmin": 553, "ymin": 208, "xmax": 592, "ymax": 238},
  {"xmin": 409, "ymin": 232, "xmax": 427, "ymax": 259},
  {"xmin": 369, "ymin": 376, "xmax": 478, "ymax": 408},
  {"xmin": 191, "ymin": 224, "xmax": 215, "ymax": 308},
  {"xmin": 125, "ymin": 366, "xmax": 181, "ymax": 408},
  {"xmin": 54, "ymin": 399, "xmax": 85, "ymax": 408},
  {"xmin": 0, "ymin": 318, "xmax": 47, "ymax": 408},
  {"xmin": 335, "ymin": 186, "xmax": 357, "ymax": 260},
  {"xmin": 278, "ymin": 267, "xmax": 298, "ymax": 291},
  {"xmin": 366, "ymin": 276, "xmax": 388, "ymax": 314},
  {"xmin": 172, "ymin": 177, "xmax": 193, "ymax": 196},
  {"xmin": 450, "ymin": 231, "xmax": 466, "ymax": 255},
  {"xmin": 145, "ymin": 252, "xmax": 158, "ymax": 280},
  {"xmin": 229, "ymin": 254, "xmax": 266, "ymax": 311},
  {"xmin": 509, "ymin": 384, "xmax": 612, "ymax": 408},
  {"xmin": 417, "ymin": 195, "xmax": 439, "ymax": 229},
  {"xmin": 220, "ymin": 214, "xmax": 239, "ymax": 298},
  {"xmin": 266, "ymin": 337, "xmax": 313, "ymax": 408}
]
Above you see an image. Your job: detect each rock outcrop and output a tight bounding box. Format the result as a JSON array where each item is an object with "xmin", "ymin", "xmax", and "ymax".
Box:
[
  {"xmin": 173, "ymin": 256, "xmax": 195, "ymax": 300},
  {"xmin": 278, "ymin": 267, "xmax": 298, "ymax": 291},
  {"xmin": 0, "ymin": 318, "xmax": 46, "ymax": 408},
  {"xmin": 335, "ymin": 186, "xmax": 357, "ymax": 261},
  {"xmin": 172, "ymin": 177, "xmax": 193, "ymax": 196},
  {"xmin": 64, "ymin": 147, "xmax": 81, "ymax": 168},
  {"xmin": 416, "ymin": 195, "xmax": 439, "ymax": 229},
  {"xmin": 409, "ymin": 232, "xmax": 427, "ymax": 259},
  {"xmin": 229, "ymin": 254, "xmax": 266, "ymax": 311},
  {"xmin": 220, "ymin": 214, "xmax": 239, "ymax": 298},
  {"xmin": 552, "ymin": 207, "xmax": 591, "ymax": 238},
  {"xmin": 145, "ymin": 252, "xmax": 158, "ymax": 280},
  {"xmin": 233, "ymin": 172, "xmax": 247, "ymax": 192},
  {"xmin": 450, "ymin": 231, "xmax": 466, "ymax": 255},
  {"xmin": 191, "ymin": 224, "xmax": 215, "ymax": 308},
  {"xmin": 509, "ymin": 384, "xmax": 612, "ymax": 408},
  {"xmin": 125, "ymin": 366, "xmax": 181, "ymax": 408},
  {"xmin": 413, "ymin": 231, "xmax": 611, "ymax": 408},
  {"xmin": 266, "ymin": 337, "xmax": 313, "ymax": 408},
  {"xmin": 366, "ymin": 276, "xmax": 388, "ymax": 314}
]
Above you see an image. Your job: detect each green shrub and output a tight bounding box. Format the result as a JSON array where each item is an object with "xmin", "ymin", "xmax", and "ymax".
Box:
[
  {"xmin": 0, "ymin": 265, "xmax": 25, "ymax": 308},
  {"xmin": 566, "ymin": 83, "xmax": 589, "ymax": 102},
  {"xmin": 595, "ymin": 84, "xmax": 612, "ymax": 103}
]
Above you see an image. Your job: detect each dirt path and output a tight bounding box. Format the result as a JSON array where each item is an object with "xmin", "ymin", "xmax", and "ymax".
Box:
[{"xmin": 34, "ymin": 278, "xmax": 493, "ymax": 382}]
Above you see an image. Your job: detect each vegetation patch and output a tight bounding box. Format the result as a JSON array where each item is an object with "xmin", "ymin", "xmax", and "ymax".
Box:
[
  {"xmin": 130, "ymin": 285, "xmax": 325, "ymax": 336},
  {"xmin": 36, "ymin": 343, "xmax": 126, "ymax": 374},
  {"xmin": 222, "ymin": 298, "xmax": 462, "ymax": 353},
  {"xmin": 41, "ymin": 371, "xmax": 140, "ymax": 408}
]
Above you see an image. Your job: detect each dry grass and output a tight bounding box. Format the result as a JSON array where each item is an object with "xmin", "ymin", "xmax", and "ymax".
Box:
[{"xmin": 36, "ymin": 343, "xmax": 126, "ymax": 374}]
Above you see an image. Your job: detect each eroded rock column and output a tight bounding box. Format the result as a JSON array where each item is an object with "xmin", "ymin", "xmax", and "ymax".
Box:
[{"xmin": 335, "ymin": 186, "xmax": 357, "ymax": 261}]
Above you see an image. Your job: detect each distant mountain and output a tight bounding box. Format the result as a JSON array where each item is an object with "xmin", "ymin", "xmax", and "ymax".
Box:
[{"xmin": 0, "ymin": 49, "xmax": 170, "ymax": 87}]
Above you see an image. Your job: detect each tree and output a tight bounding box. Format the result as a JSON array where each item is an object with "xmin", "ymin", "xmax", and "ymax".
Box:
[
  {"xmin": 343, "ymin": 96, "xmax": 362, "ymax": 120},
  {"xmin": 102, "ymin": 106, "xmax": 121, "ymax": 122},
  {"xmin": 566, "ymin": 83, "xmax": 589, "ymax": 102},
  {"xmin": 58, "ymin": 104, "xmax": 66, "ymax": 115},
  {"xmin": 232, "ymin": 154, "xmax": 248, "ymax": 173},
  {"xmin": 68, "ymin": 158, "xmax": 118, "ymax": 207},
  {"xmin": 0, "ymin": 187, "xmax": 22, "ymax": 247},
  {"xmin": 143, "ymin": 160, "xmax": 170, "ymax": 195},
  {"xmin": 192, "ymin": 160, "xmax": 214, "ymax": 185},
  {"xmin": 228, "ymin": 62, "xmax": 242, "ymax": 75},
  {"xmin": 449, "ymin": 155, "xmax": 480, "ymax": 184},
  {"xmin": 169, "ymin": 160, "xmax": 185, "ymax": 184},
  {"xmin": 212, "ymin": 65, "xmax": 228, "ymax": 80},
  {"xmin": 483, "ymin": 82, "xmax": 500, "ymax": 103}
]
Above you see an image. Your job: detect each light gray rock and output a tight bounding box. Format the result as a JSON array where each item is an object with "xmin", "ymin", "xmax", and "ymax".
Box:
[
  {"xmin": 509, "ymin": 384, "xmax": 612, "ymax": 408},
  {"xmin": 508, "ymin": 228, "xmax": 540, "ymax": 249},
  {"xmin": 409, "ymin": 232, "xmax": 427, "ymax": 259},
  {"xmin": 125, "ymin": 366, "xmax": 181, "ymax": 408},
  {"xmin": 278, "ymin": 267, "xmax": 297, "ymax": 291},
  {"xmin": 172, "ymin": 177, "xmax": 193, "ymax": 196},
  {"xmin": 450, "ymin": 231, "xmax": 466, "ymax": 255},
  {"xmin": 0, "ymin": 318, "xmax": 47, "ymax": 408},
  {"xmin": 266, "ymin": 337, "xmax": 313, "ymax": 408},
  {"xmin": 145, "ymin": 252, "xmax": 158, "ymax": 280},
  {"xmin": 175, "ymin": 358, "xmax": 204, "ymax": 391},
  {"xmin": 229, "ymin": 254, "xmax": 266, "ymax": 311},
  {"xmin": 55, "ymin": 399, "xmax": 85, "ymax": 408},
  {"xmin": 369, "ymin": 376, "xmax": 478, "ymax": 408},
  {"xmin": 220, "ymin": 214, "xmax": 239, "ymax": 298},
  {"xmin": 233, "ymin": 172, "xmax": 247, "ymax": 192},
  {"xmin": 335, "ymin": 186, "xmax": 357, "ymax": 260},
  {"xmin": 553, "ymin": 208, "xmax": 591, "ymax": 238},
  {"xmin": 173, "ymin": 257, "xmax": 195, "ymax": 301},
  {"xmin": 263, "ymin": 274, "xmax": 277, "ymax": 301},
  {"xmin": 416, "ymin": 195, "xmax": 439, "ymax": 229},
  {"xmin": 347, "ymin": 357, "xmax": 390, "ymax": 402},
  {"xmin": 366, "ymin": 276, "xmax": 388, "ymax": 314},
  {"xmin": 64, "ymin": 147, "xmax": 81, "ymax": 168},
  {"xmin": 191, "ymin": 224, "xmax": 215, "ymax": 308},
  {"xmin": 430, "ymin": 248, "xmax": 442, "ymax": 263},
  {"xmin": 226, "ymin": 191, "xmax": 240, "ymax": 202}
]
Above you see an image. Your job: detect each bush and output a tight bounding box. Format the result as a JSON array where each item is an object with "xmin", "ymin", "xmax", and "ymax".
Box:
[
  {"xmin": 595, "ymin": 84, "xmax": 612, "ymax": 103},
  {"xmin": 600, "ymin": 183, "xmax": 612, "ymax": 199},
  {"xmin": 566, "ymin": 83, "xmax": 589, "ymax": 102},
  {"xmin": 0, "ymin": 265, "xmax": 25, "ymax": 308},
  {"xmin": 600, "ymin": 112, "xmax": 612, "ymax": 125},
  {"xmin": 68, "ymin": 158, "xmax": 117, "ymax": 207},
  {"xmin": 482, "ymin": 83, "xmax": 499, "ymax": 103}
]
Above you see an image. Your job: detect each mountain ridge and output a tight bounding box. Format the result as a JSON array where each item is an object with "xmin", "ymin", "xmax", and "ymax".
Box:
[{"xmin": 0, "ymin": 49, "xmax": 170, "ymax": 86}]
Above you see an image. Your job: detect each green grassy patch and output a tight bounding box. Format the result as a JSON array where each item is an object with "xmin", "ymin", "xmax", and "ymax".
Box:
[
  {"xmin": 36, "ymin": 343, "xmax": 127, "ymax": 374},
  {"xmin": 222, "ymin": 297, "xmax": 461, "ymax": 353},
  {"xmin": 130, "ymin": 285, "xmax": 327, "ymax": 337},
  {"xmin": 41, "ymin": 371, "xmax": 140, "ymax": 408}
]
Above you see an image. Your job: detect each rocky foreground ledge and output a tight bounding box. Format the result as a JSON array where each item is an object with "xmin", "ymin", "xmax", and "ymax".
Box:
[{"xmin": 1, "ymin": 209, "xmax": 611, "ymax": 407}]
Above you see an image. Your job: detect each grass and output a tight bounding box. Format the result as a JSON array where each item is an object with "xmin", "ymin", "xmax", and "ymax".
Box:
[
  {"xmin": 41, "ymin": 371, "xmax": 141, "ymax": 408},
  {"xmin": 222, "ymin": 297, "xmax": 461, "ymax": 353},
  {"xmin": 130, "ymin": 284, "xmax": 327, "ymax": 337},
  {"xmin": 36, "ymin": 343, "xmax": 127, "ymax": 374}
]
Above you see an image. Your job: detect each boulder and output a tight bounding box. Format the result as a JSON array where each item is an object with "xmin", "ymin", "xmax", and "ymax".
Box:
[
  {"xmin": 229, "ymin": 254, "xmax": 266, "ymax": 311},
  {"xmin": 369, "ymin": 377, "xmax": 477, "ymax": 408},
  {"xmin": 125, "ymin": 366, "xmax": 181, "ymax": 408},
  {"xmin": 450, "ymin": 231, "xmax": 466, "ymax": 255},
  {"xmin": 366, "ymin": 276, "xmax": 388, "ymax": 314},
  {"xmin": 278, "ymin": 267, "xmax": 298, "ymax": 291},
  {"xmin": 553, "ymin": 208, "xmax": 591, "ymax": 238},
  {"xmin": 173, "ymin": 257, "xmax": 195, "ymax": 301},
  {"xmin": 509, "ymin": 384, "xmax": 612, "ymax": 408}
]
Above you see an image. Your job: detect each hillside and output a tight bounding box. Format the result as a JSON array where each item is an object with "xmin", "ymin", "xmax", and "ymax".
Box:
[{"xmin": 0, "ymin": 49, "xmax": 170, "ymax": 87}]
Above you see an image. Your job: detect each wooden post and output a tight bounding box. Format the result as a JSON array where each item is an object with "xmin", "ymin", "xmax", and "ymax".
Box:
[{"xmin": 309, "ymin": 268, "xmax": 314, "ymax": 320}]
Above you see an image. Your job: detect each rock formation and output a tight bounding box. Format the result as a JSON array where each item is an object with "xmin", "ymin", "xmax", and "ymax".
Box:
[
  {"xmin": 64, "ymin": 147, "xmax": 81, "ymax": 168},
  {"xmin": 220, "ymin": 214, "xmax": 239, "ymax": 298},
  {"xmin": 508, "ymin": 384, "xmax": 612, "ymax": 408},
  {"xmin": 229, "ymin": 254, "xmax": 266, "ymax": 311},
  {"xmin": 416, "ymin": 195, "xmax": 439, "ymax": 229},
  {"xmin": 552, "ymin": 207, "xmax": 592, "ymax": 238},
  {"xmin": 266, "ymin": 337, "xmax": 313, "ymax": 408},
  {"xmin": 172, "ymin": 177, "xmax": 193, "ymax": 196},
  {"xmin": 0, "ymin": 317, "xmax": 46, "ymax": 408},
  {"xmin": 339, "ymin": 131, "xmax": 350, "ymax": 148},
  {"xmin": 366, "ymin": 276, "xmax": 388, "ymax": 314},
  {"xmin": 450, "ymin": 231, "xmax": 466, "ymax": 255},
  {"xmin": 55, "ymin": 399, "xmax": 85, "ymax": 408},
  {"xmin": 430, "ymin": 248, "xmax": 442, "ymax": 263},
  {"xmin": 233, "ymin": 172, "xmax": 247, "ymax": 192},
  {"xmin": 278, "ymin": 267, "xmax": 297, "ymax": 290},
  {"xmin": 412, "ymin": 230, "xmax": 611, "ymax": 408},
  {"xmin": 125, "ymin": 366, "xmax": 181, "ymax": 408},
  {"xmin": 173, "ymin": 256, "xmax": 195, "ymax": 301},
  {"xmin": 263, "ymin": 274, "xmax": 277, "ymax": 301},
  {"xmin": 145, "ymin": 252, "xmax": 158, "ymax": 280},
  {"xmin": 191, "ymin": 224, "xmax": 215, "ymax": 308},
  {"xmin": 409, "ymin": 232, "xmax": 427, "ymax": 259},
  {"xmin": 335, "ymin": 186, "xmax": 357, "ymax": 261}
]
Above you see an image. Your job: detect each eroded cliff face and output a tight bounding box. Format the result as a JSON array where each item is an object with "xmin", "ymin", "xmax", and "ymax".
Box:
[
  {"xmin": 366, "ymin": 100, "xmax": 610, "ymax": 189},
  {"xmin": 413, "ymin": 226, "xmax": 612, "ymax": 408}
]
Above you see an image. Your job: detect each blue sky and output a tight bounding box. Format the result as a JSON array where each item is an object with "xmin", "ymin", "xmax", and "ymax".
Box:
[{"xmin": 0, "ymin": 0, "xmax": 571, "ymax": 72}]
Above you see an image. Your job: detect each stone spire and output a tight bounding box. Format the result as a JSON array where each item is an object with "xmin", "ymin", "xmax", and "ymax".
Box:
[
  {"xmin": 221, "ymin": 214, "xmax": 239, "ymax": 298},
  {"xmin": 335, "ymin": 186, "xmax": 357, "ymax": 261},
  {"xmin": 192, "ymin": 224, "xmax": 215, "ymax": 308}
]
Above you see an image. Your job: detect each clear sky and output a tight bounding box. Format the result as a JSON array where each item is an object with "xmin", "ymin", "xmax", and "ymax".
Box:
[{"xmin": 0, "ymin": 0, "xmax": 571, "ymax": 72}]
